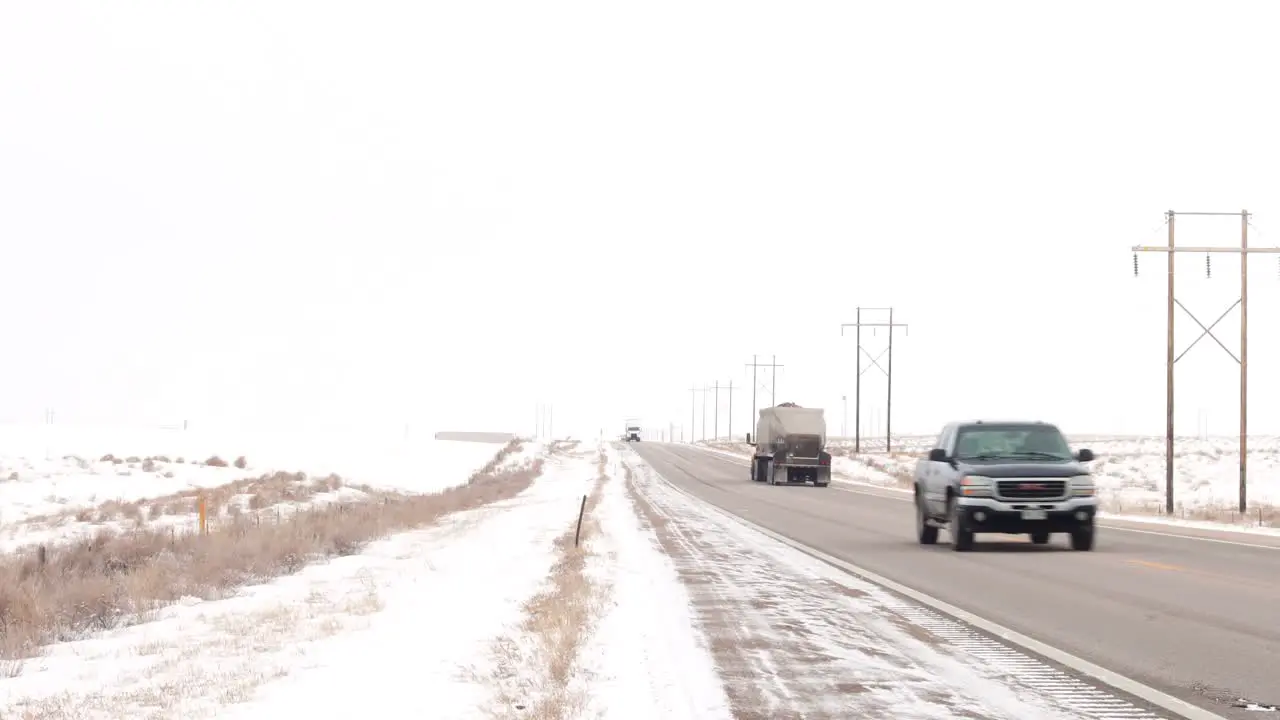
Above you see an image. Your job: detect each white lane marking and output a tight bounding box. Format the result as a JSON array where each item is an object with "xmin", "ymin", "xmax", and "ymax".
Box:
[
  {"xmin": 680, "ymin": 447, "xmax": 1280, "ymax": 551},
  {"xmin": 646, "ymin": 462, "xmax": 1228, "ymax": 720},
  {"xmin": 1081, "ymin": 523, "xmax": 1280, "ymax": 551}
]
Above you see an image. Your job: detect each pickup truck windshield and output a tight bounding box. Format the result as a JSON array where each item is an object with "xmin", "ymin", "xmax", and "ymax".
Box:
[{"xmin": 953, "ymin": 425, "xmax": 1072, "ymax": 461}]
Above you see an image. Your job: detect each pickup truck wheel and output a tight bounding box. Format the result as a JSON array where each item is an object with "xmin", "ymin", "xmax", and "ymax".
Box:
[
  {"xmin": 916, "ymin": 498, "xmax": 938, "ymax": 545},
  {"xmin": 948, "ymin": 499, "xmax": 974, "ymax": 551},
  {"xmin": 1070, "ymin": 526, "xmax": 1095, "ymax": 551},
  {"xmin": 1030, "ymin": 531, "xmax": 1050, "ymax": 545}
]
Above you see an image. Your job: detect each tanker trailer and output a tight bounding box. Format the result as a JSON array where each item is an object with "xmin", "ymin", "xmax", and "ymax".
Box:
[{"xmin": 749, "ymin": 403, "xmax": 831, "ymax": 487}]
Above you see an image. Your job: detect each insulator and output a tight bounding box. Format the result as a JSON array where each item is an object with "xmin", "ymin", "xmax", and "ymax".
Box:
[
  {"xmin": 1206, "ymin": 253, "xmax": 1211, "ymax": 278},
  {"xmin": 1133, "ymin": 253, "xmax": 1139, "ymax": 277}
]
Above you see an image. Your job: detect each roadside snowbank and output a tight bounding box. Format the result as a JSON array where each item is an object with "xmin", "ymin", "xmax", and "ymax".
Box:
[{"xmin": 575, "ymin": 443, "xmax": 732, "ymax": 720}]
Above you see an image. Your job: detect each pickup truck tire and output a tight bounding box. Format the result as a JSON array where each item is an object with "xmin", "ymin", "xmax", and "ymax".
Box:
[
  {"xmin": 1030, "ymin": 531, "xmax": 1051, "ymax": 545},
  {"xmin": 948, "ymin": 498, "xmax": 975, "ymax": 551},
  {"xmin": 916, "ymin": 496, "xmax": 938, "ymax": 545},
  {"xmin": 1070, "ymin": 526, "xmax": 1096, "ymax": 551}
]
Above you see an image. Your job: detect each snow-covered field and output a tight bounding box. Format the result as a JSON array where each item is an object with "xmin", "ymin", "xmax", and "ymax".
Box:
[
  {"xmin": 699, "ymin": 434, "xmax": 1280, "ymax": 526},
  {"xmin": 0, "ymin": 421, "xmax": 503, "ymax": 494},
  {"xmin": 0, "ymin": 439, "xmax": 730, "ymax": 719},
  {"xmin": 0, "ymin": 422, "xmax": 504, "ymax": 552}
]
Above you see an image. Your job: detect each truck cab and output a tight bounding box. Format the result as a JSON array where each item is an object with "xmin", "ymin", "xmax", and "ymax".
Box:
[{"xmin": 913, "ymin": 420, "xmax": 1098, "ymax": 551}]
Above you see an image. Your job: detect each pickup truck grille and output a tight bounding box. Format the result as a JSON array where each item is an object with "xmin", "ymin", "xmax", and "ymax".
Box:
[{"xmin": 996, "ymin": 479, "xmax": 1067, "ymax": 500}]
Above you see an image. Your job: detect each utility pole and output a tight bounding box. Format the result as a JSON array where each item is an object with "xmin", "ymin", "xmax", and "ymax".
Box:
[
  {"xmin": 1131, "ymin": 210, "xmax": 1277, "ymax": 514},
  {"xmin": 840, "ymin": 308, "xmax": 909, "ymax": 453},
  {"xmin": 535, "ymin": 403, "xmax": 554, "ymax": 440},
  {"xmin": 744, "ymin": 355, "xmax": 784, "ymax": 437},
  {"xmin": 713, "ymin": 381, "xmax": 721, "ymax": 441},
  {"xmin": 688, "ymin": 386, "xmax": 704, "ymax": 444},
  {"xmin": 702, "ymin": 383, "xmax": 709, "ymax": 441},
  {"xmin": 728, "ymin": 379, "xmax": 735, "ymax": 440},
  {"xmin": 771, "ymin": 354, "xmax": 778, "ymax": 404},
  {"xmin": 689, "ymin": 385, "xmax": 709, "ymax": 443},
  {"xmin": 711, "ymin": 380, "xmax": 740, "ymax": 441}
]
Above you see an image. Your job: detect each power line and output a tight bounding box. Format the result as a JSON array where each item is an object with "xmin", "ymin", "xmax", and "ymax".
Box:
[
  {"xmin": 711, "ymin": 380, "xmax": 740, "ymax": 441},
  {"xmin": 1130, "ymin": 209, "xmax": 1280, "ymax": 514},
  {"xmin": 534, "ymin": 403, "xmax": 554, "ymax": 440},
  {"xmin": 688, "ymin": 385, "xmax": 708, "ymax": 444},
  {"xmin": 840, "ymin": 307, "xmax": 908, "ymax": 454},
  {"xmin": 744, "ymin": 355, "xmax": 784, "ymax": 440},
  {"xmin": 702, "ymin": 383, "xmax": 709, "ymax": 442}
]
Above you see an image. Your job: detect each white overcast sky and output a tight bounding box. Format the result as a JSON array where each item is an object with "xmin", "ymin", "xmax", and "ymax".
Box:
[{"xmin": 2, "ymin": 1, "xmax": 1280, "ymax": 441}]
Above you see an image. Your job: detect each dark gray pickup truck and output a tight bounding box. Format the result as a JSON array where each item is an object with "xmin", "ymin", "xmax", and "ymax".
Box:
[{"xmin": 913, "ymin": 420, "xmax": 1098, "ymax": 551}]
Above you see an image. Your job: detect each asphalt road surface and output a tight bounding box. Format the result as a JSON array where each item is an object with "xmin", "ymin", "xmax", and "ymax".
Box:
[{"xmin": 630, "ymin": 442, "xmax": 1280, "ymax": 719}]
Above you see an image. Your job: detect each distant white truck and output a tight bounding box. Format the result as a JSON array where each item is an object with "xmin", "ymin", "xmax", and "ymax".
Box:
[
  {"xmin": 624, "ymin": 419, "xmax": 642, "ymax": 442},
  {"xmin": 748, "ymin": 403, "xmax": 831, "ymax": 487}
]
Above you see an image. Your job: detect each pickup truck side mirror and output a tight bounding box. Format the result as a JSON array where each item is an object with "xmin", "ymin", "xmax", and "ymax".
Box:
[
  {"xmin": 928, "ymin": 448, "xmax": 948, "ymax": 462},
  {"xmin": 1075, "ymin": 448, "xmax": 1095, "ymax": 462}
]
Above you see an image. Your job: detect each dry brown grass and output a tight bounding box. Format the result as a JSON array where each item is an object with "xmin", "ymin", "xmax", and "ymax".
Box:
[
  {"xmin": 491, "ymin": 451, "xmax": 607, "ymax": 720},
  {"xmin": 20, "ymin": 470, "xmax": 349, "ymax": 531},
  {"xmin": 547, "ymin": 439, "xmax": 582, "ymax": 456},
  {"xmin": 0, "ymin": 440, "xmax": 540, "ymax": 669}
]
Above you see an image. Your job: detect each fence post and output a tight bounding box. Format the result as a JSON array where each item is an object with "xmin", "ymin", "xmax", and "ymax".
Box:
[
  {"xmin": 198, "ymin": 494, "xmax": 207, "ymax": 535},
  {"xmin": 574, "ymin": 495, "xmax": 587, "ymax": 548}
]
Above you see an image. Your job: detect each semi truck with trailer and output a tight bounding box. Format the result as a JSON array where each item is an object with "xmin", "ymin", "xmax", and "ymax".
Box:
[
  {"xmin": 624, "ymin": 419, "xmax": 642, "ymax": 442},
  {"xmin": 749, "ymin": 403, "xmax": 832, "ymax": 487}
]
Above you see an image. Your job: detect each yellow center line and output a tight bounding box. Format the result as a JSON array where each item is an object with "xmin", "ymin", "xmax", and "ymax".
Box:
[
  {"xmin": 1122, "ymin": 558, "xmax": 1280, "ymax": 597},
  {"xmin": 1127, "ymin": 559, "xmax": 1186, "ymax": 572}
]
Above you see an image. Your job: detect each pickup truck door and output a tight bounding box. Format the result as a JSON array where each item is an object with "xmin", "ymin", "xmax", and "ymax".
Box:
[{"xmin": 925, "ymin": 425, "xmax": 956, "ymax": 514}]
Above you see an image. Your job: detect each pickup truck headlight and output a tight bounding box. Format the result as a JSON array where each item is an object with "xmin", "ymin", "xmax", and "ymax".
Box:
[
  {"xmin": 959, "ymin": 475, "xmax": 993, "ymax": 497},
  {"xmin": 1070, "ymin": 475, "xmax": 1095, "ymax": 497}
]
